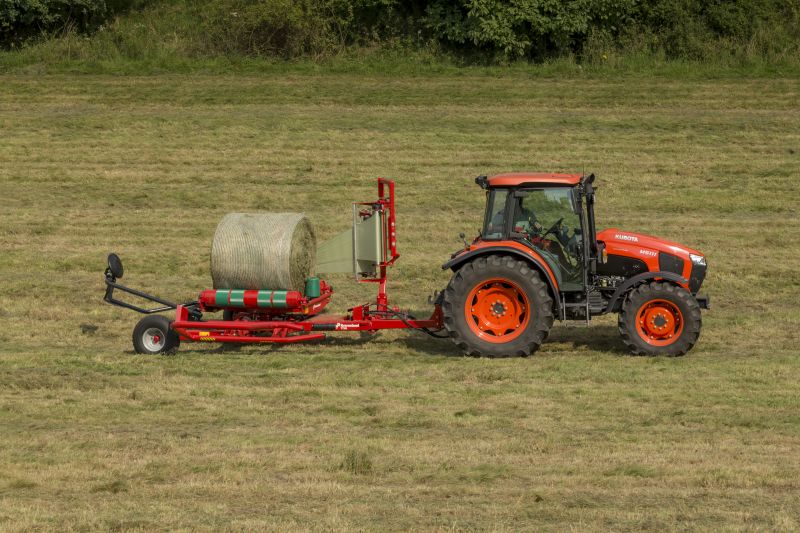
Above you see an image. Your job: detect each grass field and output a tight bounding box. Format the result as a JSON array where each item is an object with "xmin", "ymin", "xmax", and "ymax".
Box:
[{"xmin": 1, "ymin": 70, "xmax": 799, "ymax": 530}]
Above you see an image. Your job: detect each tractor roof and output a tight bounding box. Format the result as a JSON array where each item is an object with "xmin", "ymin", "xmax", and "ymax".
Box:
[{"xmin": 487, "ymin": 172, "xmax": 583, "ymax": 188}]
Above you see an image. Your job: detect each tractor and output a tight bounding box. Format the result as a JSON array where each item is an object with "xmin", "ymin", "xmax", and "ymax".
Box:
[{"xmin": 440, "ymin": 172, "xmax": 709, "ymax": 357}]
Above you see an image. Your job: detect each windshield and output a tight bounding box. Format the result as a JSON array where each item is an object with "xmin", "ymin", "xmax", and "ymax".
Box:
[{"xmin": 513, "ymin": 188, "xmax": 580, "ymax": 237}]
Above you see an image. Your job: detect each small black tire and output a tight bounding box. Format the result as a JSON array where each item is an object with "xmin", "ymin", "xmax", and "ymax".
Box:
[
  {"xmin": 618, "ymin": 281, "xmax": 701, "ymax": 356},
  {"xmin": 132, "ymin": 315, "xmax": 180, "ymax": 355},
  {"xmin": 442, "ymin": 255, "xmax": 554, "ymax": 357}
]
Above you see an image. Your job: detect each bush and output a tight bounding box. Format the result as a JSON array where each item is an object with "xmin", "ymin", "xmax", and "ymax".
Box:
[
  {"xmin": 421, "ymin": 0, "xmax": 617, "ymax": 59},
  {"xmin": 198, "ymin": 0, "xmax": 414, "ymax": 58},
  {"xmin": 200, "ymin": 0, "xmax": 331, "ymax": 57},
  {"xmin": 0, "ymin": 0, "xmax": 142, "ymax": 47},
  {"xmin": 2, "ymin": 0, "xmax": 798, "ymax": 63},
  {"xmin": 419, "ymin": 0, "xmax": 800, "ymax": 60},
  {"xmin": 635, "ymin": 0, "xmax": 800, "ymax": 59}
]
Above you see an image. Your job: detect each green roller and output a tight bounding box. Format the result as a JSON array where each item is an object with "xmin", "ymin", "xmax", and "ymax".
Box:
[
  {"xmin": 256, "ymin": 290, "xmax": 288, "ymax": 308},
  {"xmin": 256, "ymin": 291, "xmax": 271, "ymax": 307},
  {"xmin": 229, "ymin": 290, "xmax": 246, "ymax": 307},
  {"xmin": 215, "ymin": 290, "xmax": 229, "ymax": 307},
  {"xmin": 270, "ymin": 291, "xmax": 287, "ymax": 308}
]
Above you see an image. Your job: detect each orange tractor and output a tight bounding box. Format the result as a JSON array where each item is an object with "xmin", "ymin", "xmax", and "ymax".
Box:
[{"xmin": 440, "ymin": 172, "xmax": 709, "ymax": 357}]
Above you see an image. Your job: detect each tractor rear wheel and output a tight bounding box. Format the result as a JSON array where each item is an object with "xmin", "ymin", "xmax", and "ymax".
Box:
[
  {"xmin": 618, "ymin": 281, "xmax": 701, "ymax": 356},
  {"xmin": 442, "ymin": 255, "xmax": 554, "ymax": 357},
  {"xmin": 132, "ymin": 315, "xmax": 180, "ymax": 355}
]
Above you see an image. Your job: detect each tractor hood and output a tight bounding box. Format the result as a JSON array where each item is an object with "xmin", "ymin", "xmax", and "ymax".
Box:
[
  {"xmin": 597, "ymin": 228, "xmax": 707, "ymax": 293},
  {"xmin": 597, "ymin": 229, "xmax": 703, "ymax": 260}
]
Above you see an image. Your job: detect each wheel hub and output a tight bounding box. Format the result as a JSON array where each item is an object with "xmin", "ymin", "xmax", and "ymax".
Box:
[
  {"xmin": 636, "ymin": 299, "xmax": 683, "ymax": 346},
  {"xmin": 142, "ymin": 327, "xmax": 166, "ymax": 352},
  {"xmin": 465, "ymin": 279, "xmax": 530, "ymax": 343}
]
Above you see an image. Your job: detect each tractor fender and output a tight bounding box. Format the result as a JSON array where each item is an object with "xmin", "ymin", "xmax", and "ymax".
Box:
[
  {"xmin": 442, "ymin": 246, "xmax": 560, "ymax": 313},
  {"xmin": 605, "ymin": 271, "xmax": 688, "ymax": 313}
]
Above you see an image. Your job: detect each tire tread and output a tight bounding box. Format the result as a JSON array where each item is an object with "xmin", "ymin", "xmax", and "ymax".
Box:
[
  {"xmin": 442, "ymin": 255, "xmax": 554, "ymax": 357},
  {"xmin": 618, "ymin": 281, "xmax": 701, "ymax": 356}
]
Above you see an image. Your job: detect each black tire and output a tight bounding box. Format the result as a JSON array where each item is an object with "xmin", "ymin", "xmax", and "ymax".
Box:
[
  {"xmin": 618, "ymin": 281, "xmax": 701, "ymax": 356},
  {"xmin": 132, "ymin": 315, "xmax": 180, "ymax": 355},
  {"xmin": 442, "ymin": 255, "xmax": 554, "ymax": 357}
]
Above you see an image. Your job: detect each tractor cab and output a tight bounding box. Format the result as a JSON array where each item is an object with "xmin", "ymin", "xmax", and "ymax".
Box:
[{"xmin": 475, "ymin": 172, "xmax": 597, "ymax": 293}]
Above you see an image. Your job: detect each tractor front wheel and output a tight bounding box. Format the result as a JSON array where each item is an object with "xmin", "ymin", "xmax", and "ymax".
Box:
[
  {"xmin": 443, "ymin": 255, "xmax": 554, "ymax": 357},
  {"xmin": 132, "ymin": 315, "xmax": 180, "ymax": 355},
  {"xmin": 618, "ymin": 281, "xmax": 701, "ymax": 356}
]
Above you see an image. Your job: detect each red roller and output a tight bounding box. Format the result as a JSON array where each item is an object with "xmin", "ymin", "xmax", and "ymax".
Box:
[{"xmin": 199, "ymin": 289, "xmax": 303, "ymax": 310}]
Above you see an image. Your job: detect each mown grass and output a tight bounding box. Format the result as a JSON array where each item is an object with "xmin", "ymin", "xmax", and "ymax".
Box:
[{"xmin": 0, "ymin": 71, "xmax": 799, "ymax": 530}]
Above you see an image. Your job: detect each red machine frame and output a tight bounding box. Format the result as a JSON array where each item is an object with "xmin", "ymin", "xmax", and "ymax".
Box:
[{"xmin": 104, "ymin": 179, "xmax": 444, "ymax": 346}]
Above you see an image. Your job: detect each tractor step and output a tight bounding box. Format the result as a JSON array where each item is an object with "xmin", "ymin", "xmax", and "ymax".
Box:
[{"xmin": 696, "ymin": 294, "xmax": 710, "ymax": 309}]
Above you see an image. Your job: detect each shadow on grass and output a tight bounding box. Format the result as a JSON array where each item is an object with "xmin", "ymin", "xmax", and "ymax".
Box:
[
  {"xmin": 160, "ymin": 331, "xmax": 379, "ymax": 357},
  {"xmin": 405, "ymin": 323, "xmax": 632, "ymax": 357},
  {"xmin": 395, "ymin": 332, "xmax": 462, "ymax": 357},
  {"xmin": 396, "ymin": 324, "xmax": 630, "ymax": 358},
  {"xmin": 126, "ymin": 324, "xmax": 628, "ymax": 358},
  {"xmin": 546, "ymin": 324, "xmax": 629, "ymax": 355},
  {"xmin": 160, "ymin": 331, "xmax": 462, "ymax": 358}
]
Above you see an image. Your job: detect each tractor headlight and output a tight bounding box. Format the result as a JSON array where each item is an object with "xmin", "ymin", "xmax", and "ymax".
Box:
[{"xmin": 689, "ymin": 254, "xmax": 706, "ymax": 266}]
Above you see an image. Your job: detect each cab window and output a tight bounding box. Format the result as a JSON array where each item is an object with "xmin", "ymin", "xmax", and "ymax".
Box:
[{"xmin": 482, "ymin": 189, "xmax": 508, "ymax": 239}]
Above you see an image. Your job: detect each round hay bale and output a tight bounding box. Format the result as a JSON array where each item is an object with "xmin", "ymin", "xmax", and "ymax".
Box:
[{"xmin": 211, "ymin": 213, "xmax": 316, "ymax": 291}]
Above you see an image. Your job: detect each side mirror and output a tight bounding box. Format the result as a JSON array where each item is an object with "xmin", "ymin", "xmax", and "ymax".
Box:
[{"xmin": 107, "ymin": 253, "xmax": 124, "ymax": 279}]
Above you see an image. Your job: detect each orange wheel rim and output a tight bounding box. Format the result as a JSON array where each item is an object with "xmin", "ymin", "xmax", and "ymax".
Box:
[
  {"xmin": 636, "ymin": 299, "xmax": 684, "ymax": 346},
  {"xmin": 465, "ymin": 278, "xmax": 530, "ymax": 344}
]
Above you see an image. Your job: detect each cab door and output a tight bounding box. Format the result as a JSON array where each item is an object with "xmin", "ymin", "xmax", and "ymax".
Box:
[{"xmin": 511, "ymin": 188, "xmax": 585, "ymax": 291}]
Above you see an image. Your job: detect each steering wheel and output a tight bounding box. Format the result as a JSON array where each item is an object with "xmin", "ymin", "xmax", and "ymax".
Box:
[{"xmin": 542, "ymin": 217, "xmax": 564, "ymax": 238}]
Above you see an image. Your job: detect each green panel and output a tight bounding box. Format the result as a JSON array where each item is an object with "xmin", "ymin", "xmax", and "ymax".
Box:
[
  {"xmin": 315, "ymin": 209, "xmax": 385, "ymax": 277},
  {"xmin": 355, "ymin": 211, "xmax": 383, "ymax": 276},
  {"xmin": 316, "ymin": 226, "xmax": 353, "ymax": 274},
  {"xmin": 229, "ymin": 290, "xmax": 246, "ymax": 307},
  {"xmin": 305, "ymin": 277, "xmax": 321, "ymax": 298},
  {"xmin": 215, "ymin": 290, "xmax": 229, "ymax": 307}
]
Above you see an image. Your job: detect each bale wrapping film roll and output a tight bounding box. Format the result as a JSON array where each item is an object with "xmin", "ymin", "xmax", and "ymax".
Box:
[{"xmin": 211, "ymin": 213, "xmax": 316, "ymax": 291}]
